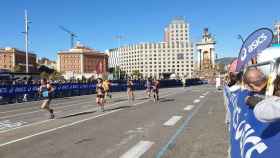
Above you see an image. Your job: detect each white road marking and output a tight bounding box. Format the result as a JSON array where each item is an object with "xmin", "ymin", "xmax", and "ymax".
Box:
[
  {"xmin": 0, "ymin": 100, "xmax": 94, "ymax": 119},
  {"xmin": 0, "ymin": 98, "xmax": 134, "ymax": 134},
  {"xmin": 193, "ymin": 99, "xmax": 200, "ymax": 103},
  {"xmin": 119, "ymin": 141, "xmax": 154, "ymax": 158},
  {"xmin": 199, "ymin": 95, "xmax": 205, "ymax": 98},
  {"xmin": 0, "ymin": 90, "xmax": 176, "ymax": 134},
  {"xmin": 184, "ymin": 105, "xmax": 194, "ymax": 111},
  {"xmin": 0, "ymin": 120, "xmax": 27, "ymax": 130},
  {"xmin": 163, "ymin": 116, "xmax": 182, "ymax": 126},
  {"xmin": 0, "ymin": 109, "xmax": 122, "ymax": 147},
  {"xmin": 0, "ymin": 89, "xmax": 174, "ymax": 119},
  {"xmin": 0, "ymin": 120, "xmax": 50, "ymax": 134},
  {"xmin": 0, "ymin": 90, "xmax": 180, "ymax": 146}
]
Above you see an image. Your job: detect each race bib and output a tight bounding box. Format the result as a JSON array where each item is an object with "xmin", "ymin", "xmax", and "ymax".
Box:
[{"xmin": 42, "ymin": 91, "xmax": 49, "ymax": 98}]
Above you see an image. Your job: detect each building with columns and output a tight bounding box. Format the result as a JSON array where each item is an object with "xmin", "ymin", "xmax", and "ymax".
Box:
[
  {"xmin": 108, "ymin": 17, "xmax": 194, "ymax": 79},
  {"xmin": 57, "ymin": 44, "xmax": 108, "ymax": 79},
  {"xmin": 196, "ymin": 28, "xmax": 216, "ymax": 71},
  {"xmin": 0, "ymin": 47, "xmax": 37, "ymax": 73}
]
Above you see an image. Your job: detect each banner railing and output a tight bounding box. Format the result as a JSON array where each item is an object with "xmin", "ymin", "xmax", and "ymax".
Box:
[
  {"xmin": 224, "ymin": 86, "xmax": 280, "ymax": 158},
  {"xmin": 0, "ymin": 79, "xmax": 204, "ymax": 105}
]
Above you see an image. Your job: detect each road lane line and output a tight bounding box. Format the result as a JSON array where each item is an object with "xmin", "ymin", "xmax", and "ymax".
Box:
[
  {"xmin": 156, "ymin": 96, "xmax": 206, "ymax": 158},
  {"xmin": 0, "ymin": 91, "xmax": 141, "ymax": 119},
  {"xmin": 193, "ymin": 99, "xmax": 200, "ymax": 103},
  {"xmin": 119, "ymin": 141, "xmax": 154, "ymax": 158},
  {"xmin": 184, "ymin": 105, "xmax": 194, "ymax": 111},
  {"xmin": 199, "ymin": 95, "xmax": 205, "ymax": 98},
  {"xmin": 0, "ymin": 89, "xmax": 151, "ymax": 114},
  {"xmin": 163, "ymin": 116, "xmax": 182, "ymax": 126},
  {"xmin": 0, "ymin": 92, "xmax": 130, "ymax": 114},
  {"xmin": 0, "ymin": 100, "xmax": 94, "ymax": 119},
  {"xmin": 0, "ymin": 89, "xmax": 181, "ymax": 146},
  {"xmin": 0, "ymin": 109, "xmax": 122, "ymax": 147},
  {"xmin": 0, "ymin": 120, "xmax": 50, "ymax": 134},
  {"xmin": 0, "ymin": 90, "xmax": 176, "ymax": 133},
  {"xmin": 0, "ymin": 88, "xmax": 175, "ymax": 118}
]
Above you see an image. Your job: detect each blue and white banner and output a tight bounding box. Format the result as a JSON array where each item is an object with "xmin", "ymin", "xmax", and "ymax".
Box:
[
  {"xmin": 236, "ymin": 28, "xmax": 273, "ymax": 72},
  {"xmin": 224, "ymin": 87, "xmax": 280, "ymax": 158}
]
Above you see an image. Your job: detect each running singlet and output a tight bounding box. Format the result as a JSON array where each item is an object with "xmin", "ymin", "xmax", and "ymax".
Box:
[
  {"xmin": 96, "ymin": 83, "xmax": 105, "ymax": 95},
  {"xmin": 146, "ymin": 81, "xmax": 151, "ymax": 89},
  {"xmin": 153, "ymin": 81, "xmax": 160, "ymax": 91},
  {"xmin": 41, "ymin": 86, "xmax": 49, "ymax": 98},
  {"xmin": 127, "ymin": 82, "xmax": 133, "ymax": 90}
]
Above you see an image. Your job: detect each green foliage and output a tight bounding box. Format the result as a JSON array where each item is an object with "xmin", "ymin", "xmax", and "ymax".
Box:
[
  {"xmin": 13, "ymin": 65, "xmax": 24, "ymax": 73},
  {"xmin": 132, "ymin": 70, "xmax": 142, "ymax": 79},
  {"xmin": 40, "ymin": 71, "xmax": 49, "ymax": 79}
]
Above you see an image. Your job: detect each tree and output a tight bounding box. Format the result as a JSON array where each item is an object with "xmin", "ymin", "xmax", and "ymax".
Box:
[
  {"xmin": 13, "ymin": 65, "xmax": 24, "ymax": 73},
  {"xmin": 132, "ymin": 70, "xmax": 142, "ymax": 79},
  {"xmin": 49, "ymin": 71, "xmax": 63, "ymax": 80},
  {"xmin": 40, "ymin": 72, "xmax": 49, "ymax": 79},
  {"xmin": 120, "ymin": 70, "xmax": 126, "ymax": 80}
]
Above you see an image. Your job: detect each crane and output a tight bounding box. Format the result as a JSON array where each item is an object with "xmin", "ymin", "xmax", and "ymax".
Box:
[{"xmin": 59, "ymin": 26, "xmax": 78, "ymax": 48}]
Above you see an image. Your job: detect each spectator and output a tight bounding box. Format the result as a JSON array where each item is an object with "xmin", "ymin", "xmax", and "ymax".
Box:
[
  {"xmin": 245, "ymin": 75, "xmax": 280, "ymax": 123},
  {"xmin": 243, "ymin": 68, "xmax": 267, "ymax": 94},
  {"xmin": 226, "ymin": 59, "xmax": 242, "ymax": 92}
]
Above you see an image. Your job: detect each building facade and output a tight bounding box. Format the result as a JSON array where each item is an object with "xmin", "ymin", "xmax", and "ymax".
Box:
[
  {"xmin": 37, "ymin": 57, "xmax": 57, "ymax": 70},
  {"xmin": 108, "ymin": 17, "xmax": 194, "ymax": 79},
  {"xmin": 195, "ymin": 28, "xmax": 216, "ymax": 79},
  {"xmin": 0, "ymin": 47, "xmax": 37, "ymax": 73},
  {"xmin": 57, "ymin": 44, "xmax": 108, "ymax": 79},
  {"xmin": 196, "ymin": 28, "xmax": 216, "ymax": 70}
]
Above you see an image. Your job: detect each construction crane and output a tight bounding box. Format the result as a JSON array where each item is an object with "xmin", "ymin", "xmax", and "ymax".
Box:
[{"xmin": 59, "ymin": 26, "xmax": 78, "ymax": 48}]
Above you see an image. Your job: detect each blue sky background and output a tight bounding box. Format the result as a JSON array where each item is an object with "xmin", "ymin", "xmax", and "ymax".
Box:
[{"xmin": 0, "ymin": 0, "xmax": 279, "ymax": 60}]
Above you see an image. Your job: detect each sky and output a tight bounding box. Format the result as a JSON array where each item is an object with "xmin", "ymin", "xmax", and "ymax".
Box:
[{"xmin": 0, "ymin": 0, "xmax": 279, "ymax": 61}]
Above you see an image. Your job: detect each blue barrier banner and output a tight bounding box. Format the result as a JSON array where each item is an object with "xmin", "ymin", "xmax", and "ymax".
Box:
[
  {"xmin": 224, "ymin": 87, "xmax": 280, "ymax": 158},
  {"xmin": 0, "ymin": 80, "xmax": 199, "ymax": 104}
]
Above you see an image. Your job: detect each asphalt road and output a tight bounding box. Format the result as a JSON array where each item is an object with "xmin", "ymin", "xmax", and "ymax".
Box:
[{"xmin": 0, "ymin": 85, "xmax": 228, "ymax": 158}]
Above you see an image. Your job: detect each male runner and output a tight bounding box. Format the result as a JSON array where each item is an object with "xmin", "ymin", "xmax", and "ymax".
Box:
[
  {"xmin": 152, "ymin": 79, "xmax": 160, "ymax": 102},
  {"xmin": 39, "ymin": 78, "xmax": 55, "ymax": 119}
]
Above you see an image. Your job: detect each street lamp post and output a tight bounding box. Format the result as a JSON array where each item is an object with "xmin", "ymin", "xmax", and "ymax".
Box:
[
  {"xmin": 113, "ymin": 35, "xmax": 125, "ymax": 79},
  {"xmin": 237, "ymin": 34, "xmax": 245, "ymax": 44},
  {"xmin": 24, "ymin": 10, "xmax": 30, "ymax": 73}
]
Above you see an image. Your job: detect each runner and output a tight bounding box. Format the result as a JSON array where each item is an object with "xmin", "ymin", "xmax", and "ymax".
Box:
[
  {"xmin": 103, "ymin": 80, "xmax": 112, "ymax": 100},
  {"xmin": 152, "ymin": 79, "xmax": 160, "ymax": 102},
  {"xmin": 96, "ymin": 78, "xmax": 105, "ymax": 112},
  {"xmin": 39, "ymin": 78, "xmax": 55, "ymax": 119},
  {"xmin": 127, "ymin": 79, "xmax": 135, "ymax": 103},
  {"xmin": 145, "ymin": 78, "xmax": 152, "ymax": 98}
]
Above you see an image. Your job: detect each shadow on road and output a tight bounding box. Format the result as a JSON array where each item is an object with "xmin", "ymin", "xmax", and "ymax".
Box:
[
  {"xmin": 58, "ymin": 111, "xmax": 96, "ymax": 119},
  {"xmin": 111, "ymin": 98, "xmax": 127, "ymax": 103},
  {"xmin": 159, "ymin": 98, "xmax": 175, "ymax": 103},
  {"xmin": 136, "ymin": 97, "xmax": 149, "ymax": 101},
  {"xmin": 104, "ymin": 105, "xmax": 132, "ymax": 112},
  {"xmin": 58, "ymin": 105, "xmax": 132, "ymax": 119}
]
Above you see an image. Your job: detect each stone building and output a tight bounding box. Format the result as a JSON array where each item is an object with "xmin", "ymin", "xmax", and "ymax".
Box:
[
  {"xmin": 57, "ymin": 44, "xmax": 108, "ymax": 79},
  {"xmin": 0, "ymin": 47, "xmax": 37, "ymax": 73},
  {"xmin": 108, "ymin": 17, "xmax": 194, "ymax": 79}
]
